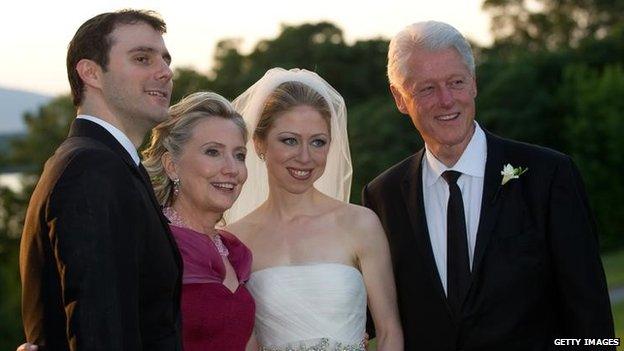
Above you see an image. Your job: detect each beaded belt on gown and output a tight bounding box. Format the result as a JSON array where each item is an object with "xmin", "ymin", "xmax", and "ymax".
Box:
[
  {"xmin": 260, "ymin": 337, "xmax": 365, "ymax": 351},
  {"xmin": 248, "ymin": 263, "xmax": 368, "ymax": 351}
]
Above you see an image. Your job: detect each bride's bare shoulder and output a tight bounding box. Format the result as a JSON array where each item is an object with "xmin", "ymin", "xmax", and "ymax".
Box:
[
  {"xmin": 336, "ymin": 202, "xmax": 382, "ymax": 230},
  {"xmin": 224, "ymin": 210, "xmax": 266, "ymax": 244}
]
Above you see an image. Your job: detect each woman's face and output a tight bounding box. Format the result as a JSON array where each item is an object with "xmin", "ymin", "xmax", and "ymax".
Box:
[
  {"xmin": 169, "ymin": 117, "xmax": 247, "ymax": 213},
  {"xmin": 258, "ymin": 105, "xmax": 330, "ymax": 195}
]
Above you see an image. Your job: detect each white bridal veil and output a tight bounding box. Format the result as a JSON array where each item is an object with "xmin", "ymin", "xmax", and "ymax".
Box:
[{"xmin": 225, "ymin": 68, "xmax": 353, "ymax": 223}]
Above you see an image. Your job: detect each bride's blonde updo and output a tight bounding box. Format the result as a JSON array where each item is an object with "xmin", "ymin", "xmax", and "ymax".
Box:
[
  {"xmin": 142, "ymin": 92, "xmax": 247, "ymax": 206},
  {"xmin": 254, "ymin": 81, "xmax": 332, "ymax": 142}
]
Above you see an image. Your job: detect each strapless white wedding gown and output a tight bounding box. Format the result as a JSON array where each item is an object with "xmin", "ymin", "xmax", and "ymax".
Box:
[{"xmin": 247, "ymin": 263, "xmax": 366, "ymax": 351}]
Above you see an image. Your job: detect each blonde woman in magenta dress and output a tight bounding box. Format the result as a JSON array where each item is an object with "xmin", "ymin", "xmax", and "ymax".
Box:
[{"xmin": 143, "ymin": 92, "xmax": 255, "ymax": 351}]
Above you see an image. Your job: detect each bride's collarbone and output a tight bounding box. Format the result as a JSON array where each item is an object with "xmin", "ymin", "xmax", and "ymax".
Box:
[
  {"xmin": 251, "ymin": 237, "xmax": 358, "ymax": 273},
  {"xmin": 255, "ymin": 226, "xmax": 355, "ymax": 250},
  {"xmin": 252, "ymin": 257, "xmax": 359, "ymax": 274},
  {"xmin": 260, "ymin": 211, "xmax": 358, "ymax": 238}
]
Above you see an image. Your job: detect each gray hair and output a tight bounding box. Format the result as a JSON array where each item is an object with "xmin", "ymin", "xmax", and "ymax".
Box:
[
  {"xmin": 142, "ymin": 91, "xmax": 248, "ymax": 206},
  {"xmin": 387, "ymin": 21, "xmax": 475, "ymax": 88}
]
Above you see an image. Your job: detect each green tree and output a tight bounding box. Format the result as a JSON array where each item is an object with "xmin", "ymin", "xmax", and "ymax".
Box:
[
  {"xmin": 476, "ymin": 48, "xmax": 569, "ymax": 150},
  {"xmin": 560, "ymin": 64, "xmax": 624, "ymax": 249},
  {"xmin": 348, "ymin": 96, "xmax": 422, "ymax": 203},
  {"xmin": 171, "ymin": 68, "xmax": 214, "ymax": 104},
  {"xmin": 8, "ymin": 96, "xmax": 74, "ymax": 176},
  {"xmin": 0, "ymin": 96, "xmax": 74, "ymax": 347},
  {"xmin": 483, "ymin": 0, "xmax": 624, "ymax": 50},
  {"xmin": 208, "ymin": 39, "xmax": 248, "ymax": 100},
  {"xmin": 207, "ymin": 22, "xmax": 390, "ymax": 105},
  {"xmin": 0, "ymin": 186, "xmax": 27, "ymax": 349}
]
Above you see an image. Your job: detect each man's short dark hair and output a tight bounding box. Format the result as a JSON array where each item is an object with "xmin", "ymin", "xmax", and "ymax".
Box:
[{"xmin": 66, "ymin": 9, "xmax": 166, "ymax": 107}]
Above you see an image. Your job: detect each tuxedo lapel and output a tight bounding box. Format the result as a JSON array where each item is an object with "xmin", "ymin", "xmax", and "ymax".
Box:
[
  {"xmin": 69, "ymin": 120, "xmax": 163, "ymax": 221},
  {"xmin": 69, "ymin": 119, "xmax": 137, "ymax": 169},
  {"xmin": 134, "ymin": 162, "xmax": 182, "ymax": 269},
  {"xmin": 137, "ymin": 163, "xmax": 173, "ymax": 229},
  {"xmin": 137, "ymin": 163, "xmax": 183, "ymax": 270},
  {"xmin": 400, "ymin": 149, "xmax": 449, "ymax": 309},
  {"xmin": 68, "ymin": 119, "xmax": 182, "ymax": 269},
  {"xmin": 471, "ymin": 131, "xmax": 505, "ymax": 277}
]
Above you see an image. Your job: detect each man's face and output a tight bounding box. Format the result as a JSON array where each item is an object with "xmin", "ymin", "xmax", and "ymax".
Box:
[
  {"xmin": 391, "ymin": 47, "xmax": 476, "ymax": 156},
  {"xmin": 101, "ymin": 22, "xmax": 173, "ymax": 129}
]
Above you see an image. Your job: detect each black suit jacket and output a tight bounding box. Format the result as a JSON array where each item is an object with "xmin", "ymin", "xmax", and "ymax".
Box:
[
  {"xmin": 20, "ymin": 119, "xmax": 183, "ymax": 351},
  {"xmin": 363, "ymin": 130, "xmax": 614, "ymax": 351}
]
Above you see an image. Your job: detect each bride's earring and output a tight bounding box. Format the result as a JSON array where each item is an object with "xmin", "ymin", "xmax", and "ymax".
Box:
[{"xmin": 259, "ymin": 153, "xmax": 265, "ymax": 161}]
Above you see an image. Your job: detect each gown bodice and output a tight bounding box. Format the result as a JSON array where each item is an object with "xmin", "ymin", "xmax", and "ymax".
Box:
[{"xmin": 247, "ymin": 263, "xmax": 366, "ymax": 351}]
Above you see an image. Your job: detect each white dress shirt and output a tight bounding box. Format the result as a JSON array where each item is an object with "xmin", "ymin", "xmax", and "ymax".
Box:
[
  {"xmin": 76, "ymin": 115, "xmax": 140, "ymax": 166},
  {"xmin": 422, "ymin": 122, "xmax": 487, "ymax": 294}
]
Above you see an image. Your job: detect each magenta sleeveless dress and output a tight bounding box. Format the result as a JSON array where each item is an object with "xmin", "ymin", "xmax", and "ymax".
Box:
[{"xmin": 169, "ymin": 224, "xmax": 254, "ymax": 351}]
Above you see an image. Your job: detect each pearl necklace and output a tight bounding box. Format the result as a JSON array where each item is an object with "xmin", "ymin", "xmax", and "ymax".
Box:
[{"xmin": 163, "ymin": 207, "xmax": 229, "ymax": 257}]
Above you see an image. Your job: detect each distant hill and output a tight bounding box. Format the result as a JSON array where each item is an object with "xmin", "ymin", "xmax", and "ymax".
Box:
[{"xmin": 0, "ymin": 87, "xmax": 53, "ymax": 134}]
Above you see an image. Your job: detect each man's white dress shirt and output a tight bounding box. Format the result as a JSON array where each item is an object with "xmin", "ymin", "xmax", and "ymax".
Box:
[
  {"xmin": 422, "ymin": 122, "xmax": 487, "ymax": 294},
  {"xmin": 77, "ymin": 115, "xmax": 140, "ymax": 166}
]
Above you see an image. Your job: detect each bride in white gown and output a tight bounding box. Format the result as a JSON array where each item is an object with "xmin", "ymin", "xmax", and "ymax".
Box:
[{"xmin": 226, "ymin": 68, "xmax": 403, "ymax": 351}]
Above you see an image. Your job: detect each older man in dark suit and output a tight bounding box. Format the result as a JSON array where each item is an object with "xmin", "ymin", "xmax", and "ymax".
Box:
[
  {"xmin": 19, "ymin": 10, "xmax": 182, "ymax": 351},
  {"xmin": 363, "ymin": 21, "xmax": 615, "ymax": 350}
]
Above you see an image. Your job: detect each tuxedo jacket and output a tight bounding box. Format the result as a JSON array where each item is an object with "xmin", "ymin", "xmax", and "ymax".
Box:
[
  {"xmin": 20, "ymin": 119, "xmax": 183, "ymax": 351},
  {"xmin": 363, "ymin": 130, "xmax": 614, "ymax": 351}
]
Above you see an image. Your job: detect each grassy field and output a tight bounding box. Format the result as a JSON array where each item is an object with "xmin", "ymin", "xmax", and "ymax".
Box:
[
  {"xmin": 604, "ymin": 249, "xmax": 624, "ymax": 288},
  {"xmin": 604, "ymin": 249, "xmax": 624, "ymax": 351},
  {"xmin": 613, "ymin": 301, "xmax": 624, "ymax": 351}
]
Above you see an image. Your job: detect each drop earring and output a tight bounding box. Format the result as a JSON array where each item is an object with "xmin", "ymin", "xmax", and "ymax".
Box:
[{"xmin": 173, "ymin": 178, "xmax": 181, "ymax": 197}]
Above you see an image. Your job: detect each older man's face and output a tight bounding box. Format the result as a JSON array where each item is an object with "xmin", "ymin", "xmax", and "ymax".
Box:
[{"xmin": 391, "ymin": 47, "xmax": 476, "ymax": 157}]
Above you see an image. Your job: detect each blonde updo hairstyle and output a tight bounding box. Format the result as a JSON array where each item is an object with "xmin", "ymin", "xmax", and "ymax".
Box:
[
  {"xmin": 142, "ymin": 91, "xmax": 248, "ymax": 207},
  {"xmin": 254, "ymin": 81, "xmax": 332, "ymax": 143}
]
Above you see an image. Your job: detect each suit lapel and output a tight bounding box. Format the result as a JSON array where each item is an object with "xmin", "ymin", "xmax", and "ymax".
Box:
[
  {"xmin": 69, "ymin": 119, "xmax": 182, "ymax": 269},
  {"xmin": 69, "ymin": 120, "xmax": 155, "ymax": 210},
  {"xmin": 137, "ymin": 163, "xmax": 183, "ymax": 270},
  {"xmin": 69, "ymin": 119, "xmax": 162, "ymax": 217},
  {"xmin": 137, "ymin": 163, "xmax": 173, "ymax": 229},
  {"xmin": 399, "ymin": 130, "xmax": 508, "ymax": 315},
  {"xmin": 400, "ymin": 149, "xmax": 450, "ymax": 311},
  {"xmin": 69, "ymin": 119, "xmax": 137, "ymax": 169},
  {"xmin": 471, "ymin": 131, "xmax": 505, "ymax": 277}
]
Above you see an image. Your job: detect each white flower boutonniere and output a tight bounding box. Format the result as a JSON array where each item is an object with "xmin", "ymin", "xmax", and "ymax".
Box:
[{"xmin": 500, "ymin": 163, "xmax": 528, "ymax": 185}]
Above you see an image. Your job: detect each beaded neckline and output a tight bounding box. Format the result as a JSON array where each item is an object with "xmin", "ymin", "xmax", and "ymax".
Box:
[{"xmin": 163, "ymin": 207, "xmax": 229, "ymax": 257}]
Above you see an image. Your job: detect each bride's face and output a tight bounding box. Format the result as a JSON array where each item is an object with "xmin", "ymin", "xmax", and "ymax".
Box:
[{"xmin": 258, "ymin": 105, "xmax": 331, "ymax": 194}]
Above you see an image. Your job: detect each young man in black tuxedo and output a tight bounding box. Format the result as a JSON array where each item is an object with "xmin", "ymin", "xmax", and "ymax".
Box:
[
  {"xmin": 19, "ymin": 10, "xmax": 182, "ymax": 351},
  {"xmin": 363, "ymin": 21, "xmax": 615, "ymax": 350}
]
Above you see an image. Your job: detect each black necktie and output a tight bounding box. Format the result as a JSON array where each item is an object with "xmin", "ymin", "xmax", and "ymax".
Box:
[{"xmin": 442, "ymin": 170, "xmax": 471, "ymax": 317}]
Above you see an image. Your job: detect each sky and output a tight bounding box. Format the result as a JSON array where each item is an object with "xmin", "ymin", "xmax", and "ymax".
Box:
[{"xmin": 0, "ymin": 0, "xmax": 492, "ymax": 96}]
